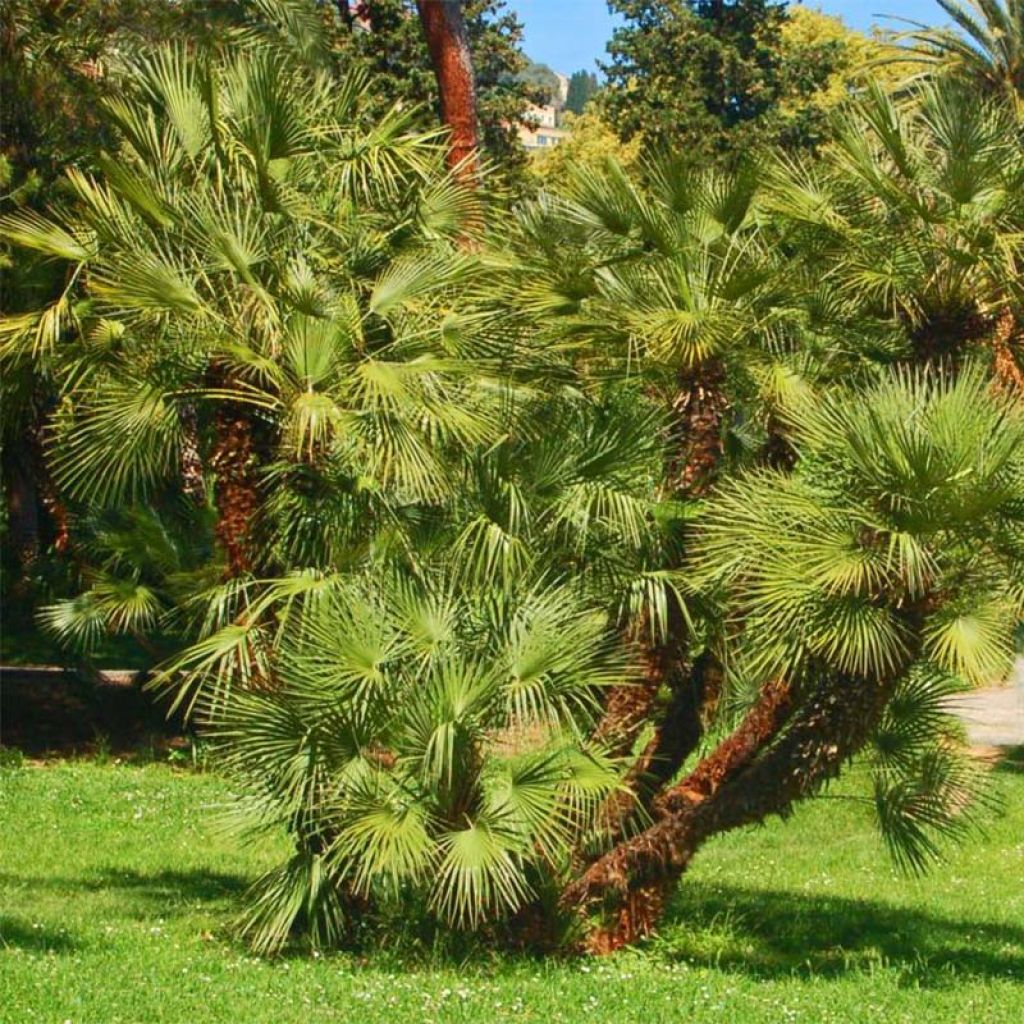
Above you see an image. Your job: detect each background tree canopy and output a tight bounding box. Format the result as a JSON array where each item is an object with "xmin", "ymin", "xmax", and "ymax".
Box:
[{"xmin": 599, "ymin": 0, "xmax": 899, "ymax": 161}]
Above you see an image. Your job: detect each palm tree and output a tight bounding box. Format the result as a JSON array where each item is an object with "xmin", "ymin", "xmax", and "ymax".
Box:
[
  {"xmin": 500, "ymin": 157, "xmax": 845, "ymax": 789},
  {"xmin": 895, "ymin": 1, "xmax": 1024, "ymax": 115},
  {"xmin": 564, "ymin": 367, "xmax": 1022, "ymax": 949},
  {"xmin": 769, "ymin": 79, "xmax": 1024, "ymax": 382},
  {"xmin": 154, "ymin": 377, "xmax": 685, "ymax": 952},
  {"xmin": 206, "ymin": 574, "xmax": 625, "ymax": 952},
  {"xmin": 1, "ymin": 41, "xmax": 490, "ymax": 585},
  {"xmin": 509, "ymin": 157, "xmax": 830, "ymax": 496},
  {"xmin": 7, "ymin": 11, "xmax": 1022, "ymax": 958}
]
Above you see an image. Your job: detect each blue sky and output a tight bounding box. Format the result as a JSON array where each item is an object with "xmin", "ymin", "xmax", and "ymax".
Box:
[{"xmin": 507, "ymin": 1, "xmax": 950, "ymax": 74}]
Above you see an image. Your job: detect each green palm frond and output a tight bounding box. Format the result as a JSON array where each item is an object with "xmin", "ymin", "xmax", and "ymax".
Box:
[
  {"xmin": 430, "ymin": 816, "xmax": 533, "ymax": 928},
  {"xmin": 51, "ymin": 382, "xmax": 184, "ymax": 506},
  {"xmin": 238, "ymin": 852, "xmax": 349, "ymax": 956}
]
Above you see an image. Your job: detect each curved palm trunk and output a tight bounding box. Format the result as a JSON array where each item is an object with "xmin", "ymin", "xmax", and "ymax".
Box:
[
  {"xmin": 589, "ymin": 651, "xmax": 721, "ymax": 852},
  {"xmin": 589, "ymin": 360, "xmax": 730, "ymax": 842},
  {"xmin": 564, "ymin": 668, "xmax": 893, "ymax": 953},
  {"xmin": 416, "ymin": 0, "xmax": 480, "ymax": 177}
]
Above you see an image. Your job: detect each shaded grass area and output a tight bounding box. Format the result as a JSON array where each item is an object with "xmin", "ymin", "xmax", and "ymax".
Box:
[{"xmin": 1, "ymin": 760, "xmax": 1022, "ymax": 1023}]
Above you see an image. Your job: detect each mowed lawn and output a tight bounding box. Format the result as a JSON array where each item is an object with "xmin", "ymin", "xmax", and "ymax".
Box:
[{"xmin": 1, "ymin": 757, "xmax": 1022, "ymax": 1024}]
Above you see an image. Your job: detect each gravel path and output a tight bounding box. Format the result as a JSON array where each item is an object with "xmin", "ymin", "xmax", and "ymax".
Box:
[{"xmin": 946, "ymin": 660, "xmax": 1024, "ymax": 748}]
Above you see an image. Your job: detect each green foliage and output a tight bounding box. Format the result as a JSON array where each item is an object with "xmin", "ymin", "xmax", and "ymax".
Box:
[
  {"xmin": 896, "ymin": 1, "xmax": 1024, "ymax": 116},
  {"xmin": 565, "ymin": 69, "xmax": 599, "ymax": 115},
  {"xmin": 768, "ymin": 78, "xmax": 1024, "ymax": 361},
  {"xmin": 0, "ymin": 40, "xmax": 486, "ymax": 533},
  {"xmin": 528, "ymin": 111, "xmax": 642, "ymax": 189},
  {"xmin": 600, "ymin": 0, "xmax": 854, "ymax": 162},
  {"xmin": 328, "ymin": 0, "xmax": 539, "ymax": 185},
  {"xmin": 209, "ymin": 575, "xmax": 624, "ymax": 951},
  {"xmin": 4, "ymin": 0, "xmax": 1024, "ymax": 960},
  {"xmin": 701, "ymin": 368, "xmax": 1024, "ymax": 866},
  {"xmin": 519, "ymin": 60, "xmax": 563, "ymax": 106}
]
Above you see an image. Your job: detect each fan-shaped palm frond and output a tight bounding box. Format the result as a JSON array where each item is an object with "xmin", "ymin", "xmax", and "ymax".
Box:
[{"xmin": 189, "ymin": 570, "xmax": 625, "ymax": 950}]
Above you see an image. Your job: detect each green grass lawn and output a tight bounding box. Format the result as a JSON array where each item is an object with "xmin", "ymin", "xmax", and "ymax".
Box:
[{"xmin": 1, "ymin": 757, "xmax": 1022, "ymax": 1023}]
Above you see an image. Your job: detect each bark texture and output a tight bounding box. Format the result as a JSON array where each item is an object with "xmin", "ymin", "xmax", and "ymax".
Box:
[
  {"xmin": 670, "ymin": 358, "xmax": 729, "ymax": 497},
  {"xmin": 416, "ymin": 1, "xmax": 480, "ymax": 176},
  {"xmin": 991, "ymin": 307, "xmax": 1024, "ymax": 394},
  {"xmin": 590, "ymin": 652, "xmax": 721, "ymax": 853},
  {"xmin": 179, "ymin": 403, "xmax": 207, "ymax": 504},
  {"xmin": 592, "ymin": 633, "xmax": 679, "ymax": 760},
  {"xmin": 564, "ymin": 668, "xmax": 898, "ymax": 953},
  {"xmin": 211, "ymin": 406, "xmax": 258, "ymax": 576},
  {"xmin": 4, "ymin": 445, "xmax": 40, "ymax": 570}
]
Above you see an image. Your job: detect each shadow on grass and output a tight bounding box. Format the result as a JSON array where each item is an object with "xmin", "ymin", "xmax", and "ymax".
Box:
[
  {"xmin": 655, "ymin": 882, "xmax": 1024, "ymax": 987},
  {"xmin": 0, "ymin": 915, "xmax": 80, "ymax": 954},
  {"xmin": 0, "ymin": 868, "xmax": 249, "ymax": 911},
  {"xmin": 5, "ymin": 869, "xmax": 1023, "ymax": 984}
]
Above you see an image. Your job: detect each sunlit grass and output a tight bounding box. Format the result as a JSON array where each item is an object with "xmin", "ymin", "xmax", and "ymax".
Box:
[{"xmin": 1, "ymin": 756, "xmax": 1022, "ymax": 1023}]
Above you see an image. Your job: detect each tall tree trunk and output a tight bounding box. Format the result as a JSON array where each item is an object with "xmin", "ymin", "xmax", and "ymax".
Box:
[{"xmin": 416, "ymin": 1, "xmax": 480, "ymax": 176}]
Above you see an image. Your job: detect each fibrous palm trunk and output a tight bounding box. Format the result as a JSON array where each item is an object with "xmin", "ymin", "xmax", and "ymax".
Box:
[
  {"xmin": 4, "ymin": 445, "xmax": 40, "ymax": 571},
  {"xmin": 416, "ymin": 0, "xmax": 479, "ymax": 176},
  {"xmin": 211, "ymin": 406, "xmax": 258, "ymax": 577},
  {"xmin": 565, "ymin": 588, "xmax": 930, "ymax": 953},
  {"xmin": 179, "ymin": 403, "xmax": 207, "ymax": 504},
  {"xmin": 564, "ymin": 667, "xmax": 895, "ymax": 952},
  {"xmin": 670, "ymin": 358, "xmax": 729, "ymax": 498},
  {"xmin": 991, "ymin": 306, "xmax": 1024, "ymax": 394},
  {"xmin": 588, "ymin": 360, "xmax": 730, "ymax": 845}
]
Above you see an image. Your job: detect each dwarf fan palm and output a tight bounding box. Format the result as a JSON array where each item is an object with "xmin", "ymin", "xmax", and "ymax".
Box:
[
  {"xmin": 896, "ymin": 1, "xmax": 1024, "ymax": 115},
  {"xmin": 567, "ymin": 367, "xmax": 1023, "ymax": 949},
  {"xmin": 209, "ymin": 573, "xmax": 627, "ymax": 952},
  {"xmin": 769, "ymin": 79, "xmax": 1024, "ymax": 378},
  {"xmin": 154, "ymin": 380, "xmax": 683, "ymax": 951},
  {"xmin": 1, "ymin": 37, "xmax": 493, "ymax": 603}
]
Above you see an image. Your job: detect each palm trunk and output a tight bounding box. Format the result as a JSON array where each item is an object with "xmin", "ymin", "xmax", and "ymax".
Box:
[
  {"xmin": 592, "ymin": 632, "xmax": 678, "ymax": 759},
  {"xmin": 588, "ymin": 356, "xmax": 730, "ymax": 845},
  {"xmin": 589, "ymin": 651, "xmax": 720, "ymax": 853},
  {"xmin": 4, "ymin": 446, "xmax": 40, "ymax": 571},
  {"xmin": 670, "ymin": 358, "xmax": 729, "ymax": 497},
  {"xmin": 593, "ymin": 355, "xmax": 731, "ymax": 798},
  {"xmin": 991, "ymin": 306, "xmax": 1024, "ymax": 394},
  {"xmin": 211, "ymin": 406, "xmax": 258, "ymax": 577},
  {"xmin": 416, "ymin": 1, "xmax": 479, "ymax": 177},
  {"xmin": 563, "ymin": 668, "xmax": 892, "ymax": 952},
  {"xmin": 179, "ymin": 403, "xmax": 207, "ymax": 504}
]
